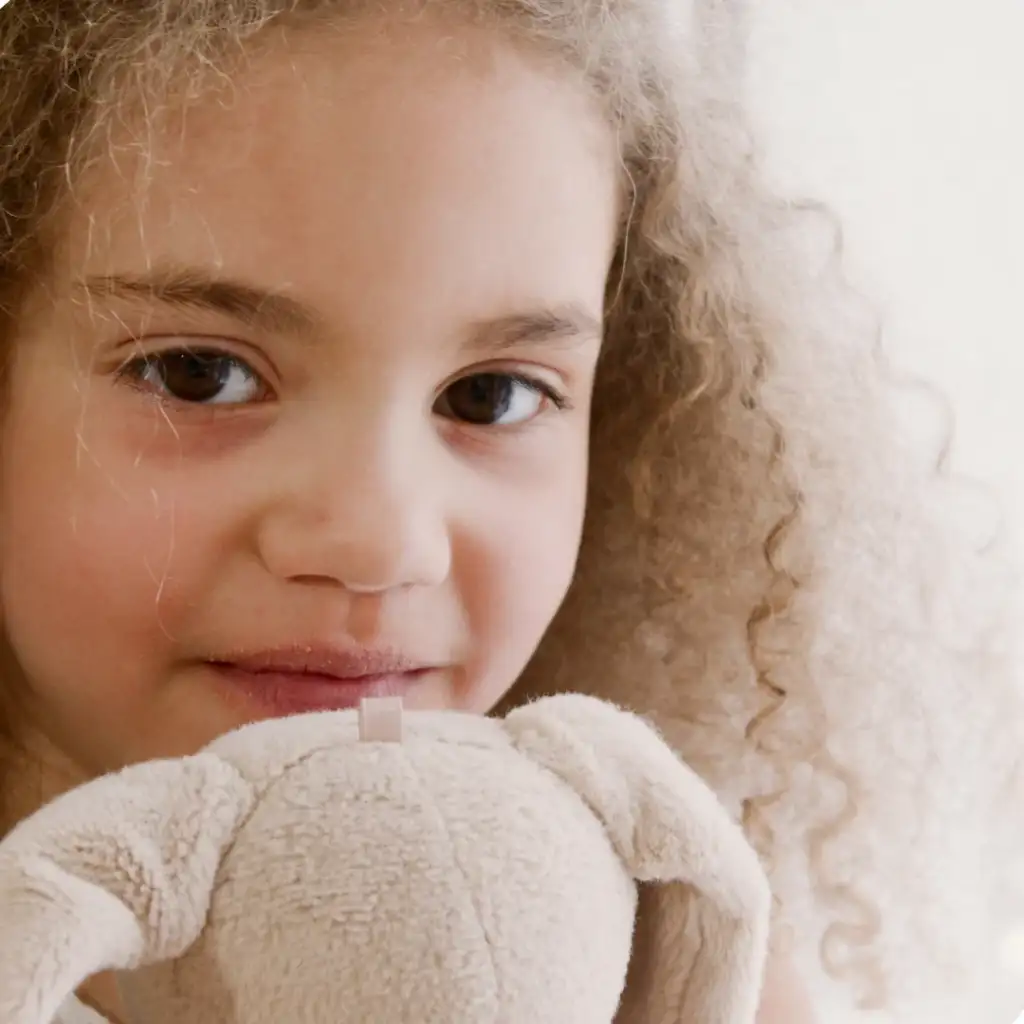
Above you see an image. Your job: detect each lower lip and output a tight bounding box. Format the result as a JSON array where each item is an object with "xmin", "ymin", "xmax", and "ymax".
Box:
[{"xmin": 207, "ymin": 664, "xmax": 427, "ymax": 718}]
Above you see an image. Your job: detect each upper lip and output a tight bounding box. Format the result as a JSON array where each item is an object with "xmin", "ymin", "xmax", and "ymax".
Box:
[{"xmin": 208, "ymin": 644, "xmax": 429, "ymax": 680}]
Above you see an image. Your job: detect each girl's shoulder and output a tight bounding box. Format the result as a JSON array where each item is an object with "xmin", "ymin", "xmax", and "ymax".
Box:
[{"xmin": 55, "ymin": 997, "xmax": 110, "ymax": 1024}]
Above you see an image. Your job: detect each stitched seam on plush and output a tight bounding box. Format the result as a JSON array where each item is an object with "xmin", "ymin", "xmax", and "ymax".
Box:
[{"xmin": 403, "ymin": 751, "xmax": 502, "ymax": 1021}]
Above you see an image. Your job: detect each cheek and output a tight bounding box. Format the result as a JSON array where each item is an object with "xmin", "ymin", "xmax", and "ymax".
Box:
[
  {"xmin": 0, "ymin": 401, "xmax": 238, "ymax": 769},
  {"xmin": 0, "ymin": 404, "xmax": 210, "ymax": 681},
  {"xmin": 453, "ymin": 440, "xmax": 589, "ymax": 710}
]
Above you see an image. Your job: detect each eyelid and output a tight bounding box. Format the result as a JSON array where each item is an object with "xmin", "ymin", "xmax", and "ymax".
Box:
[
  {"xmin": 112, "ymin": 335, "xmax": 279, "ymax": 379},
  {"xmin": 433, "ymin": 369, "xmax": 574, "ymax": 435},
  {"xmin": 438, "ymin": 366, "xmax": 572, "ymax": 409},
  {"xmin": 127, "ymin": 338, "xmax": 276, "ymax": 380},
  {"xmin": 447, "ymin": 356, "xmax": 573, "ymax": 393},
  {"xmin": 113, "ymin": 344, "xmax": 277, "ymax": 406}
]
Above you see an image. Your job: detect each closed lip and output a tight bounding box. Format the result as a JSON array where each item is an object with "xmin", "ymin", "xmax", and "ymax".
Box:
[
  {"xmin": 207, "ymin": 644, "xmax": 430, "ymax": 680},
  {"xmin": 204, "ymin": 644, "xmax": 437, "ymax": 716}
]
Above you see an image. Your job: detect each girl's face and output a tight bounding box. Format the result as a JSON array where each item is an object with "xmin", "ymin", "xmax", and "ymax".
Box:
[{"xmin": 0, "ymin": 21, "xmax": 618, "ymax": 775}]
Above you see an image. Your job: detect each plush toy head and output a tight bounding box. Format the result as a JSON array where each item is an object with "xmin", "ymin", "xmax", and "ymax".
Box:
[{"xmin": 0, "ymin": 694, "xmax": 770, "ymax": 1024}]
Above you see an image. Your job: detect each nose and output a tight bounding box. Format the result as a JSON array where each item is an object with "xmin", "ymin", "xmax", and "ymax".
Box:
[{"xmin": 255, "ymin": 437, "xmax": 452, "ymax": 594}]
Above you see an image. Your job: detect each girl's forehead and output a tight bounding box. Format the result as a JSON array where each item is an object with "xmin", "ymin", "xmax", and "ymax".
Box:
[
  {"xmin": 70, "ymin": 19, "xmax": 615, "ymax": 222},
  {"xmin": 53, "ymin": 19, "xmax": 619, "ymax": 327}
]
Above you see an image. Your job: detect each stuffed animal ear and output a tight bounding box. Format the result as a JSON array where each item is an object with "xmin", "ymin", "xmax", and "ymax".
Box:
[
  {"xmin": 0, "ymin": 754, "xmax": 254, "ymax": 1024},
  {"xmin": 504, "ymin": 693, "xmax": 772, "ymax": 1024}
]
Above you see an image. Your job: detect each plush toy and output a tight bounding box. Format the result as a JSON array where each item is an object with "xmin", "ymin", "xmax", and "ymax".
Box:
[{"xmin": 0, "ymin": 694, "xmax": 771, "ymax": 1024}]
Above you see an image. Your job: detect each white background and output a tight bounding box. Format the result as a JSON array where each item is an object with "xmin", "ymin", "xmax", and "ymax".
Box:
[
  {"xmin": 748, "ymin": 0, "xmax": 1024, "ymax": 524},
  {"xmin": 745, "ymin": 1, "xmax": 1023, "ymax": 1019}
]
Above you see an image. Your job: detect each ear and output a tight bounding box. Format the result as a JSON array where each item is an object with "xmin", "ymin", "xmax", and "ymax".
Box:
[
  {"xmin": 0, "ymin": 754, "xmax": 254, "ymax": 1024},
  {"xmin": 504, "ymin": 693, "xmax": 771, "ymax": 1024}
]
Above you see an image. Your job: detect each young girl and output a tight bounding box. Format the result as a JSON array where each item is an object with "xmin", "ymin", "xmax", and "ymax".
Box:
[{"xmin": 0, "ymin": 1, "xmax": 1019, "ymax": 1022}]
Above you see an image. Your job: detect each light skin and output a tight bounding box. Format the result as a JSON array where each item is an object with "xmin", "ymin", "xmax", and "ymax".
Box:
[{"xmin": 0, "ymin": 18, "xmax": 812, "ymax": 1023}]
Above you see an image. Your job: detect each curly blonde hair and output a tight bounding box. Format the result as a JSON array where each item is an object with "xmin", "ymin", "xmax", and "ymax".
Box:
[{"xmin": 0, "ymin": 0, "xmax": 1019, "ymax": 1016}]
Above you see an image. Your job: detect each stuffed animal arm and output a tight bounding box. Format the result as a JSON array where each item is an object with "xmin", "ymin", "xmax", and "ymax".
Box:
[{"xmin": 0, "ymin": 694, "xmax": 772, "ymax": 1024}]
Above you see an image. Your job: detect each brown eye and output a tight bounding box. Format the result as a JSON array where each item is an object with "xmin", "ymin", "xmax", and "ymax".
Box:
[
  {"xmin": 121, "ymin": 349, "xmax": 267, "ymax": 405},
  {"xmin": 434, "ymin": 373, "xmax": 554, "ymax": 426}
]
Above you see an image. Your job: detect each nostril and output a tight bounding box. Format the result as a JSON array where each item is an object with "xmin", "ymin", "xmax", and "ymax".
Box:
[{"xmin": 289, "ymin": 573, "xmax": 348, "ymax": 588}]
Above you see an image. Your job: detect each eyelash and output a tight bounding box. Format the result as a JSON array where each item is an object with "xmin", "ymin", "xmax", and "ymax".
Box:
[
  {"xmin": 113, "ymin": 346, "xmax": 572, "ymax": 418},
  {"xmin": 115, "ymin": 347, "xmax": 270, "ymax": 403}
]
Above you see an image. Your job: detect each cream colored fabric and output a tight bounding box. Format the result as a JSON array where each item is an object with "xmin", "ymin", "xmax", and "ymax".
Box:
[
  {"xmin": 0, "ymin": 695, "xmax": 771, "ymax": 1023},
  {"xmin": 54, "ymin": 997, "xmax": 108, "ymax": 1024}
]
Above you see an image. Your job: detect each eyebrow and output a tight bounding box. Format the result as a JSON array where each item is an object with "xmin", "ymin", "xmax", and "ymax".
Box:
[
  {"xmin": 76, "ymin": 266, "xmax": 322, "ymax": 338},
  {"xmin": 464, "ymin": 305, "xmax": 602, "ymax": 352},
  {"xmin": 75, "ymin": 264, "xmax": 603, "ymax": 350}
]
